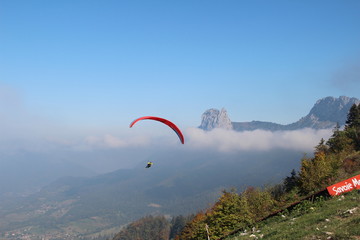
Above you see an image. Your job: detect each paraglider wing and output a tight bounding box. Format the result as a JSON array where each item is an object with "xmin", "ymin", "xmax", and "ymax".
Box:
[{"xmin": 129, "ymin": 116, "xmax": 185, "ymax": 144}]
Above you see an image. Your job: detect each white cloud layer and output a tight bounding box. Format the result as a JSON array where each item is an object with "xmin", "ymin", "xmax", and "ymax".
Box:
[
  {"xmin": 185, "ymin": 127, "xmax": 333, "ymax": 152},
  {"xmin": 73, "ymin": 127, "xmax": 333, "ymax": 154}
]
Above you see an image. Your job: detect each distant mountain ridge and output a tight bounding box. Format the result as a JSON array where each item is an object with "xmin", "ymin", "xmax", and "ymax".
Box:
[{"xmin": 200, "ymin": 96, "xmax": 360, "ymax": 131}]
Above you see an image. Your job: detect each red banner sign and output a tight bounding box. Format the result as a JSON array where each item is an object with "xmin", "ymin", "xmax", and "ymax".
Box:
[{"xmin": 327, "ymin": 174, "xmax": 360, "ymax": 196}]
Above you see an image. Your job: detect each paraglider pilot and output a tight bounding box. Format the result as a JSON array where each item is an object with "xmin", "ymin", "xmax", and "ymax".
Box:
[{"xmin": 145, "ymin": 162, "xmax": 153, "ymax": 168}]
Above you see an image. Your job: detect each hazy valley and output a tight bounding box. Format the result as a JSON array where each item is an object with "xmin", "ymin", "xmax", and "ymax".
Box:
[{"xmin": 0, "ymin": 96, "xmax": 359, "ymax": 239}]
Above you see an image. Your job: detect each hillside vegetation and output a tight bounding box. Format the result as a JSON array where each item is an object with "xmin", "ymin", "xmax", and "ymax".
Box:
[
  {"xmin": 113, "ymin": 104, "xmax": 360, "ymax": 240},
  {"xmin": 225, "ymin": 190, "xmax": 359, "ymax": 240}
]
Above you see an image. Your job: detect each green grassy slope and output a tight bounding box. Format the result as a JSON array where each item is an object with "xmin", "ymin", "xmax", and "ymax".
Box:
[{"xmin": 225, "ymin": 190, "xmax": 360, "ymax": 240}]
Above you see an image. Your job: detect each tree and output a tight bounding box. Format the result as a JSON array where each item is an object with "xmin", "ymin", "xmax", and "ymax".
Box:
[
  {"xmin": 205, "ymin": 190, "xmax": 253, "ymax": 239},
  {"xmin": 242, "ymin": 187, "xmax": 276, "ymax": 220},
  {"xmin": 283, "ymin": 169, "xmax": 300, "ymax": 193},
  {"xmin": 327, "ymin": 123, "xmax": 353, "ymax": 153},
  {"xmin": 299, "ymin": 152, "xmax": 333, "ymax": 194},
  {"xmin": 315, "ymin": 138, "xmax": 328, "ymax": 155},
  {"xmin": 176, "ymin": 190, "xmax": 254, "ymax": 240},
  {"xmin": 176, "ymin": 212, "xmax": 207, "ymax": 240},
  {"xmin": 170, "ymin": 215, "xmax": 188, "ymax": 240},
  {"xmin": 113, "ymin": 215, "xmax": 170, "ymax": 240},
  {"xmin": 345, "ymin": 104, "xmax": 360, "ymax": 150},
  {"xmin": 345, "ymin": 104, "xmax": 360, "ymax": 129}
]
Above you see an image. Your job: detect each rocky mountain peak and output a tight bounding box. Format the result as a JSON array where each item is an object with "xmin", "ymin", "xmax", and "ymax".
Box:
[
  {"xmin": 199, "ymin": 108, "xmax": 232, "ymax": 130},
  {"xmin": 308, "ymin": 96, "xmax": 360, "ymax": 124},
  {"xmin": 201, "ymin": 96, "xmax": 360, "ymax": 131}
]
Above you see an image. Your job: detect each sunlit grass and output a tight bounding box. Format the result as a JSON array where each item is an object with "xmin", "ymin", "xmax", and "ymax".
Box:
[{"xmin": 226, "ymin": 191, "xmax": 360, "ymax": 240}]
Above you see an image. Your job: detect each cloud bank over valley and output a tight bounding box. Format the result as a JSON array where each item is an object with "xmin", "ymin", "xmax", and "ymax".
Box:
[{"xmin": 186, "ymin": 127, "xmax": 333, "ymax": 152}]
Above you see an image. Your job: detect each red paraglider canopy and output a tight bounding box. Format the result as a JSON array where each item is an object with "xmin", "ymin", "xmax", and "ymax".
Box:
[{"xmin": 129, "ymin": 116, "xmax": 185, "ymax": 144}]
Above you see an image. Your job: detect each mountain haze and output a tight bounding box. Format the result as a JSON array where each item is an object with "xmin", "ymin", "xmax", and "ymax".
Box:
[
  {"xmin": 0, "ymin": 150, "xmax": 305, "ymax": 239},
  {"xmin": 0, "ymin": 96, "xmax": 358, "ymax": 239}
]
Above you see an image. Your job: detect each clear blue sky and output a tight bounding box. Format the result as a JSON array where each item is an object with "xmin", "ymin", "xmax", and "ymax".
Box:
[{"xmin": 1, "ymin": 0, "xmax": 360, "ymax": 133}]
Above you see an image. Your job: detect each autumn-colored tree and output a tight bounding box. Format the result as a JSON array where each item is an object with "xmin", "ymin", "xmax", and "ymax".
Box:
[
  {"xmin": 176, "ymin": 189, "xmax": 255, "ymax": 240},
  {"xmin": 205, "ymin": 190, "xmax": 254, "ymax": 239},
  {"xmin": 299, "ymin": 152, "xmax": 333, "ymax": 193},
  {"xmin": 113, "ymin": 215, "xmax": 170, "ymax": 240},
  {"xmin": 242, "ymin": 187, "xmax": 276, "ymax": 220},
  {"xmin": 343, "ymin": 153, "xmax": 360, "ymax": 174},
  {"xmin": 175, "ymin": 212, "xmax": 206, "ymax": 240}
]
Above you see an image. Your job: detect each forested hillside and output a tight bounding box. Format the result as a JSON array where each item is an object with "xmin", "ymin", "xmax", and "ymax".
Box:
[{"xmin": 112, "ymin": 103, "xmax": 360, "ymax": 240}]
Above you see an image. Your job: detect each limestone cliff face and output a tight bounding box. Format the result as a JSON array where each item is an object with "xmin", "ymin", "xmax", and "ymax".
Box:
[
  {"xmin": 199, "ymin": 108, "xmax": 232, "ymax": 130},
  {"xmin": 306, "ymin": 96, "xmax": 359, "ymax": 125},
  {"xmin": 286, "ymin": 96, "xmax": 360, "ymax": 130}
]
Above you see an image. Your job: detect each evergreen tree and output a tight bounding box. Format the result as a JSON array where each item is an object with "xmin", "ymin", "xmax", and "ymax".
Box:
[
  {"xmin": 283, "ymin": 169, "xmax": 300, "ymax": 192},
  {"xmin": 315, "ymin": 138, "xmax": 328, "ymax": 155},
  {"xmin": 345, "ymin": 103, "xmax": 360, "ymax": 150},
  {"xmin": 327, "ymin": 122, "xmax": 353, "ymax": 153},
  {"xmin": 170, "ymin": 215, "xmax": 188, "ymax": 240},
  {"xmin": 345, "ymin": 104, "xmax": 360, "ymax": 129},
  {"xmin": 269, "ymin": 183, "xmax": 285, "ymax": 201}
]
